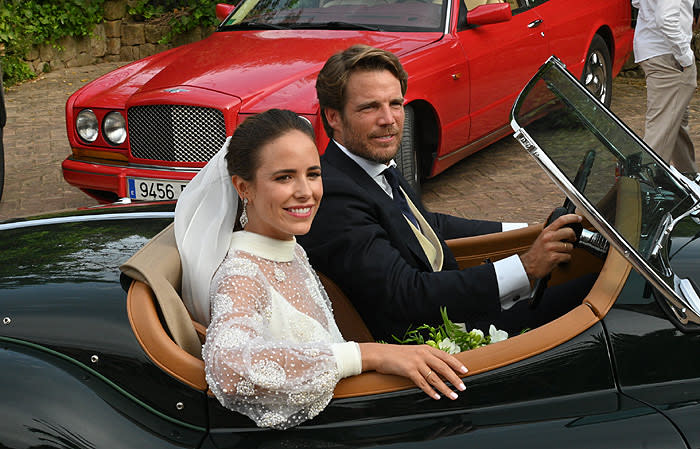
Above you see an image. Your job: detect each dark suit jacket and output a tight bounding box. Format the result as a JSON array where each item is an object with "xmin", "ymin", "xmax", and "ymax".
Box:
[{"xmin": 298, "ymin": 142, "xmax": 504, "ymax": 341}]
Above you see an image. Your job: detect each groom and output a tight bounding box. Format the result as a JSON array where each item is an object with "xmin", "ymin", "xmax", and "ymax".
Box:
[{"xmin": 298, "ymin": 45, "xmax": 587, "ymax": 341}]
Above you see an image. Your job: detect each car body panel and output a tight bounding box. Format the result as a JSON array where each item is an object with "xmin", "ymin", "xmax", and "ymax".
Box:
[
  {"xmin": 0, "ymin": 341, "xmax": 204, "ymax": 448},
  {"xmin": 61, "ymin": 0, "xmax": 633, "ymax": 201},
  {"xmin": 0, "ymin": 204, "xmax": 687, "ymax": 447},
  {"xmin": 0, "ymin": 210, "xmax": 208, "ymax": 430}
]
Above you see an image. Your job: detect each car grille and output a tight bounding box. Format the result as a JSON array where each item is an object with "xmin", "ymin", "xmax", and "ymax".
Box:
[{"xmin": 127, "ymin": 105, "xmax": 227, "ymax": 163}]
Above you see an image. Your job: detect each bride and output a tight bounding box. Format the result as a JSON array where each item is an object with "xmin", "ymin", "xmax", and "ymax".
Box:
[{"xmin": 174, "ymin": 109, "xmax": 467, "ymax": 430}]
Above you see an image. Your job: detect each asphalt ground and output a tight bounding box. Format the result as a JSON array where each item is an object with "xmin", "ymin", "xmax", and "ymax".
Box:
[{"xmin": 1, "ymin": 64, "xmax": 697, "ymax": 224}]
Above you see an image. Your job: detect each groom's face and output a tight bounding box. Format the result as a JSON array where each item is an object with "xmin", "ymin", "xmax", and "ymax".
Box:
[{"xmin": 328, "ymin": 69, "xmax": 405, "ymax": 165}]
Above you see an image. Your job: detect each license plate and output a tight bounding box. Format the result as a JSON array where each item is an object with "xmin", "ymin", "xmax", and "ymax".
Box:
[{"xmin": 128, "ymin": 178, "xmax": 188, "ymax": 201}]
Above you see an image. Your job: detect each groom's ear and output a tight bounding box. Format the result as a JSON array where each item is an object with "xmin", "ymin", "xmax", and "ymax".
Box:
[{"xmin": 325, "ymin": 108, "xmax": 342, "ymax": 135}]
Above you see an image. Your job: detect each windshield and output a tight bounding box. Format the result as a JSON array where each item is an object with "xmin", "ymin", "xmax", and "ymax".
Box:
[
  {"xmin": 511, "ymin": 57, "xmax": 700, "ymax": 325},
  {"xmin": 218, "ymin": 0, "xmax": 448, "ymax": 32}
]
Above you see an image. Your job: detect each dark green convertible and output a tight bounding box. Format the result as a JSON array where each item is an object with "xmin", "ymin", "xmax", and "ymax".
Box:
[{"xmin": 1, "ymin": 58, "xmax": 700, "ymax": 448}]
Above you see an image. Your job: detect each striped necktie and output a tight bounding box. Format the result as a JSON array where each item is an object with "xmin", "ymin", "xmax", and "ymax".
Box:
[{"xmin": 383, "ymin": 166, "xmax": 419, "ymax": 228}]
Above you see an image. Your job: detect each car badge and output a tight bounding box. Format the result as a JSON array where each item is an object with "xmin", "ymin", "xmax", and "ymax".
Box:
[{"xmin": 164, "ymin": 88, "xmax": 189, "ymax": 93}]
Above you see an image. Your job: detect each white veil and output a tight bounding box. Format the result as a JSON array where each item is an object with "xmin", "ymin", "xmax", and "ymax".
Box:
[{"xmin": 174, "ymin": 136, "xmax": 236, "ymax": 326}]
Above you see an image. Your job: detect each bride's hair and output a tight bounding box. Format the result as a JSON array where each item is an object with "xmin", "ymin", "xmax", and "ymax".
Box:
[{"xmin": 225, "ymin": 108, "xmax": 315, "ymax": 180}]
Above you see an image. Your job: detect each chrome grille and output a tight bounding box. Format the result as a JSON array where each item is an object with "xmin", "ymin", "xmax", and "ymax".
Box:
[{"xmin": 128, "ymin": 105, "xmax": 226, "ymax": 162}]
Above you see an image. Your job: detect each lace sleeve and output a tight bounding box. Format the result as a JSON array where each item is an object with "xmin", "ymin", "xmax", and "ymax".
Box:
[{"xmin": 202, "ymin": 257, "xmax": 342, "ymax": 429}]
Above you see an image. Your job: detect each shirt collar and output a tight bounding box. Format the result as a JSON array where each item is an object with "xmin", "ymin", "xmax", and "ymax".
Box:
[
  {"xmin": 229, "ymin": 231, "xmax": 296, "ymax": 262},
  {"xmin": 334, "ymin": 139, "xmax": 397, "ymax": 179}
]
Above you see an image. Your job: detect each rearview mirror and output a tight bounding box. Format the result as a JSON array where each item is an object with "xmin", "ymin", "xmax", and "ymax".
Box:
[{"xmin": 216, "ymin": 3, "xmax": 237, "ymax": 22}]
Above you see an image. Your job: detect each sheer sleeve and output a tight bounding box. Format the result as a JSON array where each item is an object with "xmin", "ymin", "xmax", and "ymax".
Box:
[{"xmin": 202, "ymin": 256, "xmax": 345, "ymax": 429}]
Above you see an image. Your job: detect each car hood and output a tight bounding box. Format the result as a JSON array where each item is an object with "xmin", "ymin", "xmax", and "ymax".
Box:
[{"xmin": 71, "ymin": 30, "xmax": 442, "ymax": 113}]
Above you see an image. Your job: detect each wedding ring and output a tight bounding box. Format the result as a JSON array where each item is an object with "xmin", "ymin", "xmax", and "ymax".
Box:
[{"xmin": 424, "ymin": 369, "xmax": 433, "ymax": 380}]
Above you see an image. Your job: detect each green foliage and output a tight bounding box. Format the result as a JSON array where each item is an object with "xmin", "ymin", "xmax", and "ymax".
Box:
[
  {"xmin": 0, "ymin": 0, "xmax": 105, "ymax": 85},
  {"xmin": 0, "ymin": 0, "xmax": 217, "ymax": 85},
  {"xmin": 392, "ymin": 307, "xmax": 508, "ymax": 353},
  {"xmin": 129, "ymin": 0, "xmax": 220, "ymax": 44}
]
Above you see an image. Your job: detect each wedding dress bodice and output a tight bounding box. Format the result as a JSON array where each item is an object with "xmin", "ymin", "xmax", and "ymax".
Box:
[{"xmin": 203, "ymin": 231, "xmax": 361, "ymax": 429}]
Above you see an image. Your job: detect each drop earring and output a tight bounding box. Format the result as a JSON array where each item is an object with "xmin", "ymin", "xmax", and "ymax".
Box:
[{"xmin": 240, "ymin": 198, "xmax": 249, "ymax": 228}]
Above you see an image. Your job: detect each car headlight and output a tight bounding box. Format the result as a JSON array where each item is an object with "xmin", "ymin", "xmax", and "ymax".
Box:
[
  {"xmin": 76, "ymin": 109, "xmax": 98, "ymax": 143},
  {"xmin": 103, "ymin": 111, "xmax": 127, "ymax": 145}
]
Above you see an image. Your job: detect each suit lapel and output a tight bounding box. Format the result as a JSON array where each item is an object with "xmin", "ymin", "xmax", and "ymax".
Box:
[{"xmin": 323, "ymin": 143, "xmax": 434, "ymax": 271}]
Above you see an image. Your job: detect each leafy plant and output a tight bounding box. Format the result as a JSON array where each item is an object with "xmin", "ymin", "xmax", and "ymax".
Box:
[
  {"xmin": 0, "ymin": 0, "xmax": 105, "ymax": 85},
  {"xmin": 392, "ymin": 307, "xmax": 509, "ymax": 354},
  {"xmin": 129, "ymin": 0, "xmax": 220, "ymax": 45}
]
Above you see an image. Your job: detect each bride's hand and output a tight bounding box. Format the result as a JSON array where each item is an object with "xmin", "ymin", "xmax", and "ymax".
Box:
[{"xmin": 358, "ymin": 342, "xmax": 468, "ymax": 400}]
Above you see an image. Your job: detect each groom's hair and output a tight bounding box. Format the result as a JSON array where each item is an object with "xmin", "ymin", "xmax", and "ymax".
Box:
[{"xmin": 316, "ymin": 45, "xmax": 407, "ymax": 139}]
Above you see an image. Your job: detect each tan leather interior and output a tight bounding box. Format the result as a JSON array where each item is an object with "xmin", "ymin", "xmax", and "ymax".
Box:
[
  {"xmin": 464, "ymin": 0, "xmax": 513, "ymax": 11},
  {"xmin": 447, "ymin": 224, "xmax": 543, "ymax": 268},
  {"xmin": 124, "ymin": 177, "xmax": 637, "ymax": 397},
  {"xmin": 127, "ymin": 280, "xmax": 207, "ymax": 390},
  {"xmin": 120, "ymin": 224, "xmax": 202, "ymax": 358},
  {"xmin": 318, "ymin": 272, "xmax": 374, "ymax": 343}
]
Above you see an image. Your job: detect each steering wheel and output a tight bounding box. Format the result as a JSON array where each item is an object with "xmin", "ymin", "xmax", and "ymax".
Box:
[{"xmin": 529, "ymin": 150, "xmax": 596, "ymax": 308}]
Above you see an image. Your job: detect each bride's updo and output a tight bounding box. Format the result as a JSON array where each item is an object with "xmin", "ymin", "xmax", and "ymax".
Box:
[{"xmin": 225, "ymin": 109, "xmax": 315, "ymax": 181}]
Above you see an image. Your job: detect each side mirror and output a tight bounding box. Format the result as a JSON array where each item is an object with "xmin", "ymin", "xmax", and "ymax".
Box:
[
  {"xmin": 216, "ymin": 3, "xmax": 237, "ymax": 22},
  {"xmin": 466, "ymin": 3, "xmax": 512, "ymax": 26}
]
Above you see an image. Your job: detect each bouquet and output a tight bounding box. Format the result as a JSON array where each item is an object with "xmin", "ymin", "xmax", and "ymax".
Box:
[{"xmin": 391, "ymin": 307, "xmax": 508, "ymax": 354}]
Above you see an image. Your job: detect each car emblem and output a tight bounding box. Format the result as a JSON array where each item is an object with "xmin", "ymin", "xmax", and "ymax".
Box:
[{"xmin": 164, "ymin": 88, "xmax": 189, "ymax": 93}]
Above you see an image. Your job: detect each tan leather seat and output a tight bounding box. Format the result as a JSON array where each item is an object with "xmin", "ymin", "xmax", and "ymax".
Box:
[
  {"xmin": 318, "ymin": 272, "xmax": 374, "ymax": 342},
  {"xmin": 463, "ymin": 0, "xmax": 503, "ymax": 11}
]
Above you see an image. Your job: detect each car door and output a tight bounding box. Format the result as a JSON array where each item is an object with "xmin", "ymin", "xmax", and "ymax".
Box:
[
  {"xmin": 456, "ymin": 0, "xmax": 550, "ymax": 143},
  {"xmin": 205, "ymin": 319, "xmax": 686, "ymax": 448}
]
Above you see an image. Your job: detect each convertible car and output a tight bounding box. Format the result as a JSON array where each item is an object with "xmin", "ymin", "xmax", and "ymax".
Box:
[
  {"xmin": 4, "ymin": 59, "xmax": 700, "ymax": 447},
  {"xmin": 61, "ymin": 0, "xmax": 633, "ymax": 201}
]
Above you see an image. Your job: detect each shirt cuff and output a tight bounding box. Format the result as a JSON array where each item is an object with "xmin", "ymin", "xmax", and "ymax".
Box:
[
  {"xmin": 331, "ymin": 342, "xmax": 362, "ymax": 378},
  {"xmin": 494, "ymin": 254, "xmax": 531, "ymax": 310},
  {"xmin": 677, "ymin": 51, "xmax": 695, "ymax": 69},
  {"xmin": 501, "ymin": 222, "xmax": 528, "ymax": 232}
]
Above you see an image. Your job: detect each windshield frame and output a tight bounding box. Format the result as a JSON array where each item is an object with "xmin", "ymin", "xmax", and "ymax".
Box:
[{"xmin": 510, "ymin": 56, "xmax": 700, "ymax": 326}]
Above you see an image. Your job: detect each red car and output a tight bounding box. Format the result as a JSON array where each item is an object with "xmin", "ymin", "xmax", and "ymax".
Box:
[{"xmin": 62, "ymin": 0, "xmax": 633, "ymax": 203}]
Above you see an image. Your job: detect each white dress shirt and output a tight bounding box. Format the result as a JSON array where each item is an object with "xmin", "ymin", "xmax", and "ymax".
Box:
[
  {"xmin": 334, "ymin": 141, "xmax": 530, "ymax": 309},
  {"xmin": 632, "ymin": 0, "xmax": 695, "ymax": 67}
]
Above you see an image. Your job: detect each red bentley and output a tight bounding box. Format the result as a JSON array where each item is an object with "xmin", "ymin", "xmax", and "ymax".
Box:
[{"xmin": 62, "ymin": 0, "xmax": 633, "ymax": 202}]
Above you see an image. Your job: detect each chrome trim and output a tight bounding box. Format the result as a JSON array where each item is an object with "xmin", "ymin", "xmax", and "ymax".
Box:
[
  {"xmin": 67, "ymin": 156, "xmax": 201, "ymax": 173},
  {"xmin": 0, "ymin": 212, "xmax": 174, "ymax": 231},
  {"xmin": 650, "ymin": 213, "xmax": 672, "ymax": 258},
  {"xmin": 444, "ymin": 0, "xmax": 452, "ymax": 34}
]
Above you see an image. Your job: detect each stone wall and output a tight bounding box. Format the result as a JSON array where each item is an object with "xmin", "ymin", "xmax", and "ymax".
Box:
[{"xmin": 23, "ymin": 0, "xmax": 212, "ymax": 75}]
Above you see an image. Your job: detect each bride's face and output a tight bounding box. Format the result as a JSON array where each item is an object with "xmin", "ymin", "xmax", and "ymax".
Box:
[{"xmin": 237, "ymin": 129, "xmax": 322, "ymax": 241}]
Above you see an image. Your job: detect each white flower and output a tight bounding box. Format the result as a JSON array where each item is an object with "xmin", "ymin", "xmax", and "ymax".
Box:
[
  {"xmin": 438, "ymin": 337, "xmax": 461, "ymax": 354},
  {"xmin": 469, "ymin": 328, "xmax": 484, "ymax": 339},
  {"xmin": 489, "ymin": 325, "xmax": 509, "ymax": 343},
  {"xmin": 454, "ymin": 322, "xmax": 468, "ymax": 332}
]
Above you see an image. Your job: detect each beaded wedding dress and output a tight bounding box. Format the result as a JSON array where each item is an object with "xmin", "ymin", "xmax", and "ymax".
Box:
[{"xmin": 203, "ymin": 231, "xmax": 361, "ymax": 429}]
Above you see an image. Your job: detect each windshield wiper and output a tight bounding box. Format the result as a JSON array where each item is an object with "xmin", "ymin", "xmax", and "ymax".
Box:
[
  {"xmin": 222, "ymin": 22, "xmax": 291, "ymax": 30},
  {"xmin": 289, "ymin": 21, "xmax": 381, "ymax": 31}
]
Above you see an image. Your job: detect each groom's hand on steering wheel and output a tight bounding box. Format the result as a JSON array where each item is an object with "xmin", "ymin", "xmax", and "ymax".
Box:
[{"xmin": 519, "ymin": 213, "xmax": 582, "ymax": 281}]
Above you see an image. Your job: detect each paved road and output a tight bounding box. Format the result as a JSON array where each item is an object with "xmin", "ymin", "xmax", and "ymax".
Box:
[{"xmin": 1, "ymin": 64, "xmax": 697, "ymax": 224}]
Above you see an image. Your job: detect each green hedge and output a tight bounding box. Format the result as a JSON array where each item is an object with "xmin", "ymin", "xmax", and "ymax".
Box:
[{"xmin": 0, "ymin": 0, "xmax": 219, "ymax": 86}]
